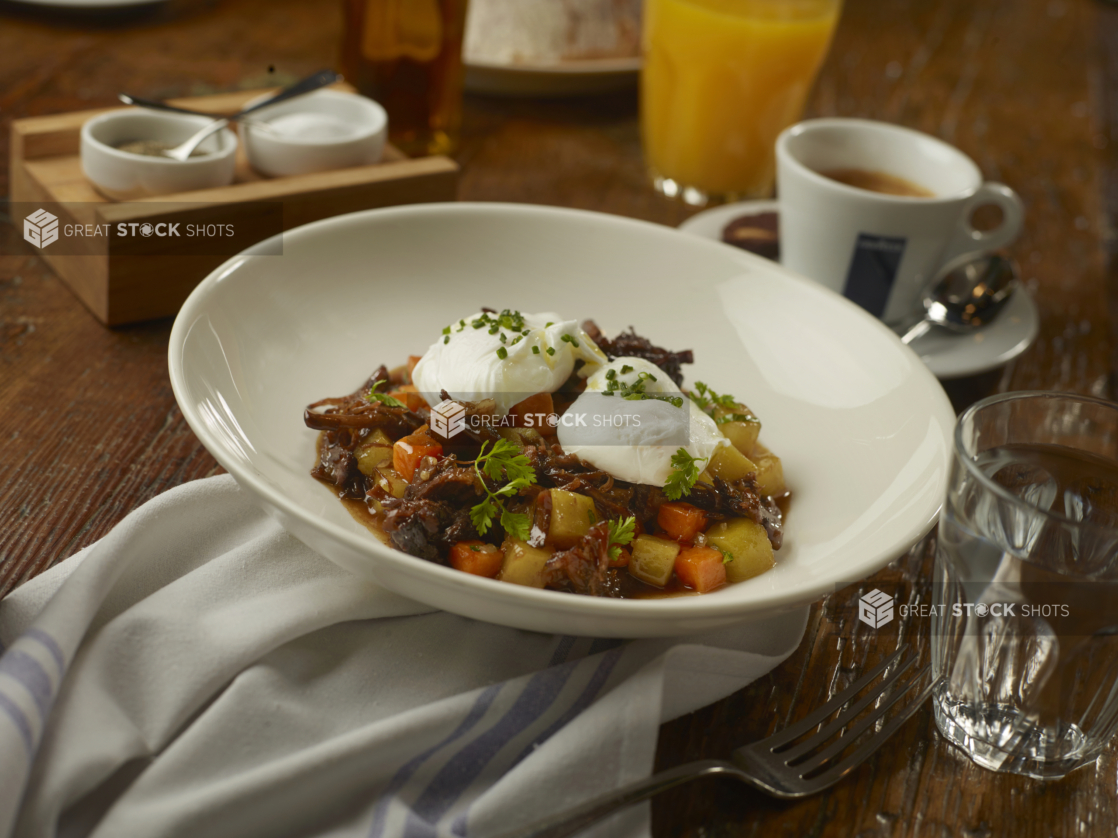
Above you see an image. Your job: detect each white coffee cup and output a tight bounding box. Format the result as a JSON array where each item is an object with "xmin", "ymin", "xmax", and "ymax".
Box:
[{"xmin": 775, "ymin": 118, "xmax": 1024, "ymax": 325}]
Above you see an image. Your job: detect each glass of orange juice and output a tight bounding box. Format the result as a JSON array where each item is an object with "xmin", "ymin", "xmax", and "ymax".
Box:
[{"xmin": 641, "ymin": 0, "xmax": 841, "ymax": 205}]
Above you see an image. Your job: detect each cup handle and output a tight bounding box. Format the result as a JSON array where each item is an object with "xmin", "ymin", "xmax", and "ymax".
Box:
[{"xmin": 939, "ymin": 182, "xmax": 1025, "ymax": 265}]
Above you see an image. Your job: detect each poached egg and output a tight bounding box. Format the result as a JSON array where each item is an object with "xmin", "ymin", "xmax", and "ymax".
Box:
[
  {"xmin": 411, "ymin": 310, "xmax": 606, "ymax": 414},
  {"xmin": 557, "ymin": 356, "xmax": 728, "ymax": 486}
]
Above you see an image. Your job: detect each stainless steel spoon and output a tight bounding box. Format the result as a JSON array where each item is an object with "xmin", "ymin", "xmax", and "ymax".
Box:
[
  {"xmin": 120, "ymin": 69, "xmax": 341, "ymax": 161},
  {"xmin": 897, "ymin": 253, "xmax": 1019, "ymax": 345}
]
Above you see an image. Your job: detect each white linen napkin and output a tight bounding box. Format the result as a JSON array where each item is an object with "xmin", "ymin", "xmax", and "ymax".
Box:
[{"xmin": 0, "ymin": 475, "xmax": 808, "ymax": 838}]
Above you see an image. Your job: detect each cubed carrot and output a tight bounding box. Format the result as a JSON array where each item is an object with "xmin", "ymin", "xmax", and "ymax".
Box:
[
  {"xmin": 674, "ymin": 545, "xmax": 727, "ymax": 593},
  {"xmin": 406, "ymin": 355, "xmax": 423, "ymax": 384},
  {"xmin": 609, "ymin": 546, "xmax": 632, "ymax": 568},
  {"xmin": 449, "ymin": 541, "xmax": 503, "ymax": 578},
  {"xmin": 387, "ymin": 383, "xmax": 429, "ymax": 412},
  {"xmin": 657, "ymin": 502, "xmax": 708, "ymax": 543},
  {"xmin": 393, "ymin": 430, "xmax": 443, "ymax": 481},
  {"xmin": 509, "ymin": 392, "xmax": 557, "ymax": 435}
]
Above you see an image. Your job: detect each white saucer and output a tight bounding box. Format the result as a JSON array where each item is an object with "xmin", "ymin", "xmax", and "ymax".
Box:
[
  {"xmin": 679, "ymin": 200, "xmax": 1040, "ymax": 380},
  {"xmin": 464, "ymin": 57, "xmax": 639, "ymax": 98}
]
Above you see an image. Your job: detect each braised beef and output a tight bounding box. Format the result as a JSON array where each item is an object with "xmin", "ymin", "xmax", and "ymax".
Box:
[
  {"xmin": 582, "ymin": 321, "xmax": 694, "ymax": 387},
  {"xmin": 541, "ymin": 522, "xmax": 621, "ymax": 597}
]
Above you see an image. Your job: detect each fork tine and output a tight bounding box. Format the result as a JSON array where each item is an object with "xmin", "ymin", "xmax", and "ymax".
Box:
[
  {"xmin": 759, "ymin": 646, "xmax": 909, "ymax": 750},
  {"xmin": 795, "ymin": 669, "xmax": 940, "ymax": 794},
  {"xmin": 791, "ymin": 663, "xmax": 931, "ymax": 775},
  {"xmin": 777, "ymin": 654, "xmax": 916, "ymax": 763}
]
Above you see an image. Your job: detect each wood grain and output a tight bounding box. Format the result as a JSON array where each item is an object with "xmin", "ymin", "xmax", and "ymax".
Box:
[{"xmin": 0, "ymin": 0, "xmax": 1114, "ymax": 834}]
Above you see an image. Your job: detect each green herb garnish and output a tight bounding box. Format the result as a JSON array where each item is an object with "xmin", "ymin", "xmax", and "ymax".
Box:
[
  {"xmin": 601, "ymin": 370, "xmax": 683, "ymax": 408},
  {"xmin": 663, "ymin": 448, "xmax": 707, "ymax": 500},
  {"xmin": 364, "ymin": 379, "xmax": 407, "ymax": 408},
  {"xmin": 496, "ymin": 347, "xmax": 508, "ymax": 360},
  {"xmin": 469, "ymin": 439, "xmax": 537, "ymax": 540},
  {"xmin": 689, "ymin": 382, "xmax": 757, "ymax": 424},
  {"xmin": 607, "ymin": 516, "xmax": 636, "ymax": 561}
]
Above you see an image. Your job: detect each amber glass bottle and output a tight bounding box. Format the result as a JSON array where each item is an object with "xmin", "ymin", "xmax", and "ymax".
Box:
[{"xmin": 340, "ymin": 0, "xmax": 469, "ymax": 157}]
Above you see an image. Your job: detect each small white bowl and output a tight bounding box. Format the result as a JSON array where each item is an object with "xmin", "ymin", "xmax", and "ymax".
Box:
[
  {"xmin": 81, "ymin": 110, "xmax": 238, "ymax": 201},
  {"xmin": 242, "ymin": 89, "xmax": 387, "ymax": 178}
]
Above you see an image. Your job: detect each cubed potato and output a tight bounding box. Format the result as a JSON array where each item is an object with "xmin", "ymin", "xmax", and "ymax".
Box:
[
  {"xmin": 629, "ymin": 534, "xmax": 681, "ymax": 587},
  {"xmin": 499, "ymin": 540, "xmax": 553, "ymax": 588},
  {"xmin": 717, "ymin": 416, "xmax": 761, "ymax": 457},
  {"xmin": 750, "ymin": 443, "xmax": 786, "ymax": 497},
  {"xmin": 355, "ymin": 429, "xmax": 394, "ymax": 476},
  {"xmin": 707, "ymin": 444, "xmax": 758, "ymax": 483},
  {"xmin": 546, "ymin": 489, "xmax": 597, "ymax": 548},
  {"xmin": 705, "ymin": 518, "xmax": 775, "ymax": 583},
  {"xmin": 499, "ymin": 426, "xmax": 546, "ymax": 449},
  {"xmin": 374, "ymin": 467, "xmax": 407, "ymax": 499}
]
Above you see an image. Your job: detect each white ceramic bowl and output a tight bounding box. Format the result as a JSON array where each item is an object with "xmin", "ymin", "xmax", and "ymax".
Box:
[
  {"xmin": 242, "ymin": 89, "xmax": 387, "ymax": 178},
  {"xmin": 81, "ymin": 110, "xmax": 237, "ymax": 200},
  {"xmin": 169, "ymin": 203, "xmax": 956, "ymax": 638}
]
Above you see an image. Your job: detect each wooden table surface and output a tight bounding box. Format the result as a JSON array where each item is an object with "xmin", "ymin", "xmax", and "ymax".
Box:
[{"xmin": 1, "ymin": 0, "xmax": 1115, "ymax": 834}]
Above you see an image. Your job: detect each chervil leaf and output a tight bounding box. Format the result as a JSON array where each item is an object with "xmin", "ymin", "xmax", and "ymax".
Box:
[
  {"xmin": 365, "ymin": 379, "xmax": 407, "ymax": 408},
  {"xmin": 607, "ymin": 516, "xmax": 636, "ymax": 560},
  {"xmin": 663, "ymin": 448, "xmax": 706, "ymax": 501},
  {"xmin": 500, "ymin": 509, "xmax": 531, "ymax": 542},
  {"xmin": 470, "ymin": 498, "xmax": 498, "ymax": 536},
  {"xmin": 469, "ymin": 438, "xmax": 538, "ymax": 542}
]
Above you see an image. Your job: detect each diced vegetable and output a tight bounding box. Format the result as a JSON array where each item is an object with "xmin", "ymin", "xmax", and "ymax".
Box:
[
  {"xmin": 705, "ymin": 518, "xmax": 775, "ymax": 583},
  {"xmin": 387, "ymin": 384, "xmax": 428, "ymax": 412},
  {"xmin": 374, "ymin": 467, "xmax": 407, "ymax": 499},
  {"xmin": 629, "ymin": 534, "xmax": 681, "ymax": 587},
  {"xmin": 546, "ymin": 489, "xmax": 597, "ymax": 548},
  {"xmin": 499, "ymin": 539, "xmax": 553, "ymax": 587},
  {"xmin": 609, "ymin": 546, "xmax": 631, "ymax": 568},
  {"xmin": 393, "ymin": 429, "xmax": 443, "ymax": 481},
  {"xmin": 498, "ymin": 426, "xmax": 545, "ymax": 449},
  {"xmin": 355, "ymin": 429, "xmax": 394, "ymax": 476},
  {"xmin": 706, "ymin": 444, "xmax": 757, "ymax": 483},
  {"xmin": 509, "ymin": 392, "xmax": 557, "ymax": 436},
  {"xmin": 656, "ymin": 502, "xmax": 708, "ymax": 543},
  {"xmin": 449, "ymin": 541, "xmax": 503, "ymax": 578},
  {"xmin": 674, "ymin": 545, "xmax": 727, "ymax": 593},
  {"xmin": 750, "ymin": 443, "xmax": 786, "ymax": 497},
  {"xmin": 715, "ymin": 405, "xmax": 761, "ymax": 455}
]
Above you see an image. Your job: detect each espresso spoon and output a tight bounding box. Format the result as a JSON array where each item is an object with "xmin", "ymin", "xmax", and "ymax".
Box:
[{"xmin": 897, "ymin": 253, "xmax": 1019, "ymax": 345}]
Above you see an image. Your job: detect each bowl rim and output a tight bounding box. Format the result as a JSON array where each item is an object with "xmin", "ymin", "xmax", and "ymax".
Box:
[
  {"xmin": 242, "ymin": 88, "xmax": 388, "ymax": 148},
  {"xmin": 169, "ymin": 201, "xmax": 952, "ymax": 622},
  {"xmin": 81, "ymin": 108, "xmax": 239, "ymax": 166}
]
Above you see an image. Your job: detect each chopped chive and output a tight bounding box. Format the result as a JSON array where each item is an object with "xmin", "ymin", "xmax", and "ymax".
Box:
[
  {"xmin": 532, "ymin": 345, "xmax": 540, "ymax": 355},
  {"xmin": 497, "ymin": 347, "xmax": 508, "ymax": 360}
]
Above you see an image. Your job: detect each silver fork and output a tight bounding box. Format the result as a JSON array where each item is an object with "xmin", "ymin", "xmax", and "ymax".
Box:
[{"xmin": 495, "ymin": 646, "xmax": 940, "ymax": 838}]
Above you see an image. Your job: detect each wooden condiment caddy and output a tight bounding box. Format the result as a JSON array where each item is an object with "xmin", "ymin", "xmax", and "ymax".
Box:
[{"xmin": 9, "ymin": 86, "xmax": 459, "ymax": 326}]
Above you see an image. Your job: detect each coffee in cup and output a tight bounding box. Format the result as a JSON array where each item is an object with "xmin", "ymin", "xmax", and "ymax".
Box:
[{"xmin": 775, "ymin": 119, "xmax": 1024, "ymax": 325}]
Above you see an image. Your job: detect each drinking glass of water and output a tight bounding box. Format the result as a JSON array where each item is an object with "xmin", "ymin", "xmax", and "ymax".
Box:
[{"xmin": 933, "ymin": 391, "xmax": 1118, "ymax": 778}]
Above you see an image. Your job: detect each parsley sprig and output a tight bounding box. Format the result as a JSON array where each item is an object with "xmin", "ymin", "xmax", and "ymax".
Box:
[
  {"xmin": 364, "ymin": 380, "xmax": 407, "ymax": 408},
  {"xmin": 688, "ymin": 382, "xmax": 758, "ymax": 425},
  {"xmin": 663, "ymin": 448, "xmax": 707, "ymax": 500},
  {"xmin": 607, "ymin": 516, "xmax": 636, "ymax": 561},
  {"xmin": 469, "ymin": 439, "xmax": 537, "ymax": 541}
]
